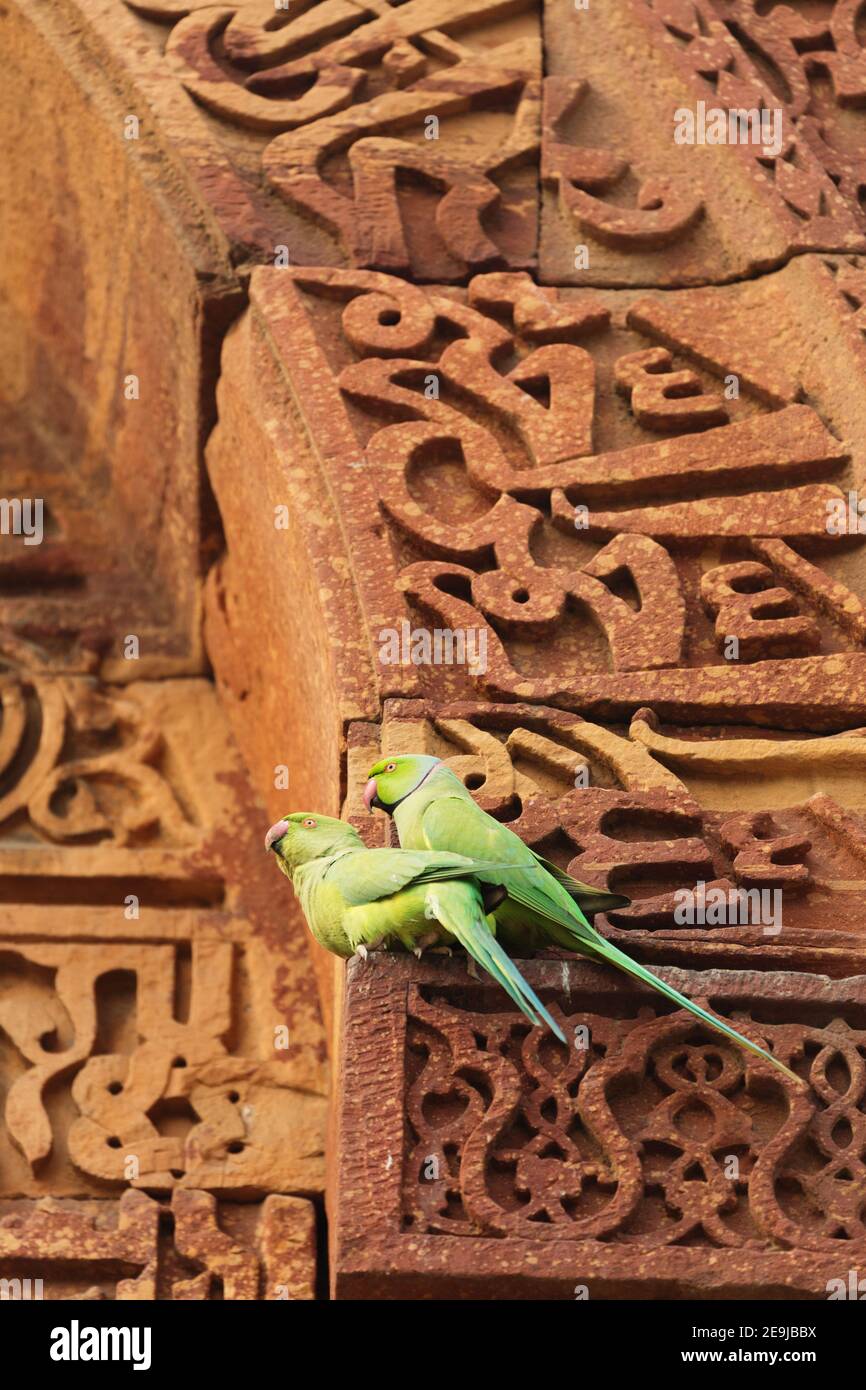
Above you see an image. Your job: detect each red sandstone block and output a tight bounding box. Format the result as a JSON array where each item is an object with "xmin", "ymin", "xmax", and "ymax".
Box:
[{"xmin": 334, "ymin": 953, "xmax": 866, "ymax": 1299}]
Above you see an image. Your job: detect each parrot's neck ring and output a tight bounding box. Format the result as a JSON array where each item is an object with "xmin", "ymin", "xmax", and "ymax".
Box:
[{"xmin": 384, "ymin": 761, "xmax": 439, "ymax": 813}]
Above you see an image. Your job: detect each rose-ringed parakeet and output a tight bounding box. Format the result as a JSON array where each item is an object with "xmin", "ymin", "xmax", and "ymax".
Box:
[
  {"xmin": 264, "ymin": 811, "xmax": 566, "ymax": 1041},
  {"xmin": 363, "ymin": 755, "xmax": 799, "ymax": 1083}
]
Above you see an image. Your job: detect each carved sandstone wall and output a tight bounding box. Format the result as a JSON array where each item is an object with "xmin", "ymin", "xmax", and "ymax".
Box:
[{"xmin": 6, "ymin": 0, "xmax": 866, "ymax": 1299}]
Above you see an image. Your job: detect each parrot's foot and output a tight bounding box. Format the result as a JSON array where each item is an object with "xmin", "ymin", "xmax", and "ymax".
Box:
[
  {"xmin": 356, "ymin": 937, "xmax": 387, "ymax": 962},
  {"xmin": 412, "ymin": 930, "xmax": 442, "ymax": 959},
  {"xmin": 428, "ymin": 946, "xmax": 453, "ymax": 956},
  {"xmin": 466, "ymin": 958, "xmax": 481, "ymax": 980}
]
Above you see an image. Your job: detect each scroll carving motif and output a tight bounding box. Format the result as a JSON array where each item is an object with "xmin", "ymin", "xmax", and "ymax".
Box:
[
  {"xmin": 0, "ymin": 1190, "xmax": 316, "ymax": 1298},
  {"xmin": 133, "ymin": 0, "xmax": 544, "ymax": 277},
  {"xmin": 242, "ymin": 259, "xmax": 866, "ymax": 726},
  {"xmin": 111, "ymin": 0, "xmax": 866, "ymax": 279},
  {"xmin": 343, "ymin": 701, "xmax": 866, "ymax": 966},
  {"xmin": 0, "ymin": 670, "xmax": 195, "ymax": 846},
  {"xmin": 0, "ymin": 669, "xmax": 328, "ymax": 1208},
  {"xmin": 336, "ymin": 954, "xmax": 866, "ymax": 1295},
  {"xmin": 404, "ymin": 982, "xmax": 866, "ymax": 1250}
]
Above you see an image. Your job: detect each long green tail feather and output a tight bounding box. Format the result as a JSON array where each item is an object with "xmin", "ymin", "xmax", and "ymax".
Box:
[
  {"xmin": 426, "ymin": 887, "xmax": 567, "ymax": 1044},
  {"xmin": 581, "ymin": 934, "xmax": 800, "ymax": 1085},
  {"xmin": 481, "ymin": 864, "xmax": 799, "ymax": 1084}
]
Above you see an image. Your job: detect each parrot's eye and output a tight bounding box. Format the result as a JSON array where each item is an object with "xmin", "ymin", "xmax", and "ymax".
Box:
[
  {"xmin": 385, "ymin": 762, "xmax": 397, "ymax": 773},
  {"xmin": 302, "ymin": 818, "xmax": 317, "ymax": 828}
]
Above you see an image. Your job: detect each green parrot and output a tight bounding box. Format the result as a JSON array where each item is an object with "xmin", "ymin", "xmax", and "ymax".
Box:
[
  {"xmin": 363, "ymin": 754, "xmax": 800, "ymax": 1084},
  {"xmin": 265, "ymin": 811, "xmax": 567, "ymax": 1041}
]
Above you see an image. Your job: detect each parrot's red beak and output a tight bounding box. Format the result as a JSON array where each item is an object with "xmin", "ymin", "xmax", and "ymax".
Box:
[
  {"xmin": 363, "ymin": 777, "xmax": 378, "ymax": 813},
  {"xmin": 265, "ymin": 818, "xmax": 290, "ymax": 852}
]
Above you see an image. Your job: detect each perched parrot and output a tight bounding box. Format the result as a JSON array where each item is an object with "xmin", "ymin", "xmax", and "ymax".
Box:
[
  {"xmin": 264, "ymin": 811, "xmax": 567, "ymax": 1041},
  {"xmin": 363, "ymin": 754, "xmax": 800, "ymax": 1084}
]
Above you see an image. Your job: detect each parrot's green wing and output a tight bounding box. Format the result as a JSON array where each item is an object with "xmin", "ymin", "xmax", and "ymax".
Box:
[
  {"xmin": 417, "ymin": 796, "xmax": 528, "ymax": 866},
  {"xmin": 532, "ymin": 854, "xmax": 630, "ymax": 916},
  {"xmin": 329, "ymin": 847, "xmax": 504, "ymax": 906},
  {"xmin": 415, "ymin": 798, "xmax": 799, "ymax": 1085},
  {"xmin": 416, "ymin": 798, "xmax": 597, "ymax": 931},
  {"xmin": 333, "ymin": 847, "xmax": 568, "ymax": 1043},
  {"xmin": 409, "ymin": 798, "xmax": 627, "ymax": 914},
  {"xmin": 422, "ymin": 883, "xmax": 566, "ymax": 1044}
]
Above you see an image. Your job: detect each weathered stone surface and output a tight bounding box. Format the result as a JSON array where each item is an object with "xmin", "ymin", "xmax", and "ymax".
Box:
[
  {"xmin": 13, "ymin": 0, "xmax": 866, "ymax": 1307},
  {"xmin": 540, "ymin": 0, "xmax": 866, "ymax": 285},
  {"xmin": 335, "ymin": 953, "xmax": 866, "ymax": 1298},
  {"xmin": 206, "ymin": 257, "xmax": 866, "ymax": 732},
  {"xmin": 201, "ymin": 276, "xmax": 407, "ymax": 1015},
  {"xmin": 0, "ymin": 651, "xmax": 327, "ymax": 1202},
  {"xmin": 0, "ymin": 1, "xmax": 244, "ymax": 680},
  {"xmin": 19, "ymin": 0, "xmax": 866, "ymax": 290},
  {"xmin": 703, "ymin": 0, "xmax": 866, "ymax": 232},
  {"xmin": 17, "ymin": 0, "xmax": 542, "ymax": 280},
  {"xmin": 0, "ymin": 1190, "xmax": 316, "ymax": 1299}
]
